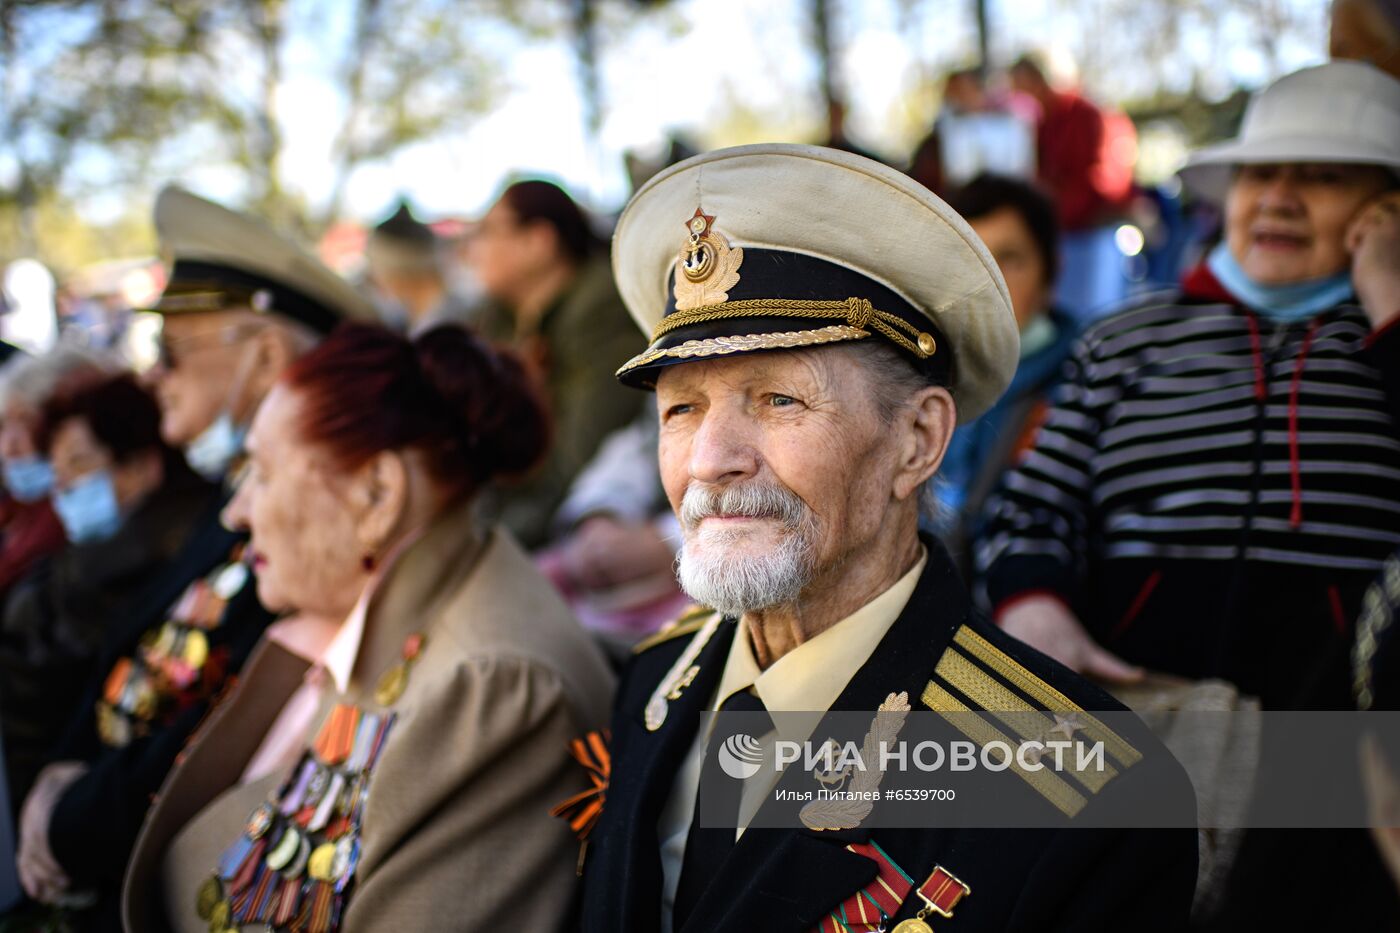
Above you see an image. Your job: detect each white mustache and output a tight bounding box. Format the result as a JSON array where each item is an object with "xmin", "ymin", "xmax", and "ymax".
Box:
[{"xmin": 679, "ymin": 482, "xmax": 808, "ymax": 530}]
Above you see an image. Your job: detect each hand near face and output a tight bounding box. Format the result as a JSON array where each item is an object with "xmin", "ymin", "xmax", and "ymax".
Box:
[
  {"xmin": 1347, "ymin": 190, "xmax": 1400, "ymax": 331},
  {"xmin": 997, "ymin": 594, "xmax": 1144, "ymax": 685},
  {"xmin": 16, "ymin": 761, "xmax": 88, "ymax": 903},
  {"xmin": 559, "ymin": 515, "xmax": 676, "ymax": 591},
  {"xmin": 1360, "ymin": 734, "xmax": 1400, "ymax": 893}
]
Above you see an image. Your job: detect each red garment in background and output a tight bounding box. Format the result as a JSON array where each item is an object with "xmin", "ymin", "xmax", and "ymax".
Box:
[
  {"xmin": 1034, "ymin": 90, "xmax": 1136, "ymax": 231},
  {"xmin": 0, "ymin": 497, "xmax": 66, "ymax": 597}
]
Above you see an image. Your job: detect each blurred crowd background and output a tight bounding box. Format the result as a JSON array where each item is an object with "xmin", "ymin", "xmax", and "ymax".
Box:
[
  {"xmin": 0, "ymin": 0, "xmax": 1399, "ymax": 929},
  {"xmin": 0, "ymin": 0, "xmax": 1337, "ymax": 362}
]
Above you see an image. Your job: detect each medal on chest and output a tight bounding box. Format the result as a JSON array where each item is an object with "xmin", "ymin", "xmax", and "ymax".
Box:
[
  {"xmin": 198, "ymin": 632, "xmax": 423, "ymax": 932},
  {"xmin": 97, "ymin": 551, "xmax": 249, "ymax": 748},
  {"xmin": 890, "ymin": 865, "xmax": 969, "ymax": 932}
]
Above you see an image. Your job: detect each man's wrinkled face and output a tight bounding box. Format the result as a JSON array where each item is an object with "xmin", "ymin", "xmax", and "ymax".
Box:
[
  {"xmin": 150, "ymin": 311, "xmax": 259, "ymax": 446},
  {"xmin": 656, "ymin": 347, "xmax": 901, "ymax": 616}
]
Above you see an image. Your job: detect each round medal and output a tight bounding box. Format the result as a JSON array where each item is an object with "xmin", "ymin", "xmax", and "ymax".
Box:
[
  {"xmin": 184, "ymin": 629, "xmax": 210, "ymax": 668},
  {"xmin": 132, "ymin": 679, "xmax": 159, "ymax": 720},
  {"xmin": 330, "ymin": 835, "xmax": 355, "ymax": 883},
  {"xmin": 152, "ymin": 623, "xmax": 178, "ymax": 658},
  {"xmin": 207, "ymin": 898, "xmax": 231, "ymax": 932},
  {"xmin": 212, "ymin": 561, "xmax": 249, "ymax": 600},
  {"xmin": 892, "ymin": 919, "xmax": 934, "ymax": 933},
  {"xmin": 304, "ymin": 766, "xmax": 331, "ymax": 807},
  {"xmin": 97, "ymin": 704, "xmax": 131, "ymax": 748},
  {"xmin": 245, "ymin": 803, "xmax": 275, "ymax": 840},
  {"xmin": 265, "ymin": 826, "xmax": 301, "ymax": 872},
  {"xmin": 282, "ymin": 833, "xmax": 312, "ymax": 879},
  {"xmin": 195, "ymin": 876, "xmax": 222, "ymax": 920},
  {"xmin": 373, "ymin": 664, "xmax": 408, "ymax": 707},
  {"xmin": 307, "ymin": 842, "xmax": 337, "ymax": 882}
]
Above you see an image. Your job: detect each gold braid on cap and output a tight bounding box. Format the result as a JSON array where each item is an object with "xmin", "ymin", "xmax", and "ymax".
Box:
[
  {"xmin": 1353, "ymin": 554, "xmax": 1400, "ymax": 710},
  {"xmin": 617, "ymin": 325, "xmax": 871, "ymax": 377},
  {"xmin": 650, "ymin": 297, "xmax": 938, "ymax": 360}
]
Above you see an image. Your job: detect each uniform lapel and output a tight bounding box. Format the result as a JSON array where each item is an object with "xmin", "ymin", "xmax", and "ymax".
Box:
[
  {"xmin": 678, "ymin": 538, "xmax": 970, "ymax": 933},
  {"xmin": 591, "ymin": 617, "xmax": 736, "ymax": 933},
  {"xmin": 121, "ymin": 639, "xmax": 309, "ymax": 933}
]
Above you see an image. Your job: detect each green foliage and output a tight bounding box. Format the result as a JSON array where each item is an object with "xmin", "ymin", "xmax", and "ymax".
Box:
[{"xmin": 0, "ymin": 0, "xmax": 547, "ymax": 260}]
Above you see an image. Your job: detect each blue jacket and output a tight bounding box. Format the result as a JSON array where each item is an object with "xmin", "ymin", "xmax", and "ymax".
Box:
[{"xmin": 934, "ymin": 306, "xmax": 1079, "ymax": 545}]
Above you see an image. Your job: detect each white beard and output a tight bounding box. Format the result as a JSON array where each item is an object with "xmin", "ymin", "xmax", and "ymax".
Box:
[{"xmin": 674, "ymin": 482, "xmax": 819, "ymax": 617}]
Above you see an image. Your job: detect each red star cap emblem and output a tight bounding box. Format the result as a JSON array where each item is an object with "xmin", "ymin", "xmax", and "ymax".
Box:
[{"xmin": 684, "ymin": 207, "xmax": 715, "ymax": 237}]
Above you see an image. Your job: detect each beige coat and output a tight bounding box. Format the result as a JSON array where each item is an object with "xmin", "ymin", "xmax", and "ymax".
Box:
[{"xmin": 122, "ymin": 499, "xmax": 615, "ymax": 932}]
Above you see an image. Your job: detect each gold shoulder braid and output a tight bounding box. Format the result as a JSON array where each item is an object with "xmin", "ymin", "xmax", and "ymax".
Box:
[
  {"xmin": 198, "ymin": 633, "xmax": 425, "ymax": 932},
  {"xmin": 632, "ymin": 605, "xmax": 713, "ymax": 655},
  {"xmin": 645, "ymin": 612, "xmax": 725, "ymax": 731},
  {"xmin": 920, "ymin": 625, "xmax": 1141, "ymax": 819}
]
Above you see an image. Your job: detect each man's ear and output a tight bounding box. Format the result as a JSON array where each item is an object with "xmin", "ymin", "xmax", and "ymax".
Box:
[
  {"xmin": 524, "ymin": 219, "xmax": 564, "ymax": 266},
  {"xmin": 892, "ymin": 385, "xmax": 956, "ymax": 503},
  {"xmin": 239, "ymin": 327, "xmax": 298, "ymax": 415},
  {"xmin": 351, "ymin": 450, "xmax": 409, "ymax": 558}
]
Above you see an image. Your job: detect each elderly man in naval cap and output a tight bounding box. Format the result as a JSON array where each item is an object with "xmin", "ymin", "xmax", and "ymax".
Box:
[{"xmin": 568, "ymin": 144, "xmax": 1197, "ymax": 933}]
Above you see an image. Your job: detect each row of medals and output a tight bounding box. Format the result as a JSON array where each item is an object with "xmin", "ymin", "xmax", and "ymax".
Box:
[
  {"xmin": 198, "ymin": 704, "xmax": 397, "ymax": 933},
  {"xmin": 97, "ymin": 556, "xmax": 250, "ymax": 748},
  {"xmin": 198, "ymin": 635, "xmax": 422, "ymax": 933}
]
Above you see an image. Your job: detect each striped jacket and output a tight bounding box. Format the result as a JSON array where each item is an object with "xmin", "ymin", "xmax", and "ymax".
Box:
[{"xmin": 975, "ymin": 281, "xmax": 1400, "ymax": 708}]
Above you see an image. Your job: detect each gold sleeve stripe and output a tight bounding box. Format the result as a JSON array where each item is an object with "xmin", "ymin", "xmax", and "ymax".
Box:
[
  {"xmin": 934, "ymin": 651, "xmax": 1118, "ymax": 796},
  {"xmin": 921, "ymin": 681, "xmax": 1087, "ymax": 819},
  {"xmin": 953, "ymin": 626, "xmax": 1143, "ymax": 767}
]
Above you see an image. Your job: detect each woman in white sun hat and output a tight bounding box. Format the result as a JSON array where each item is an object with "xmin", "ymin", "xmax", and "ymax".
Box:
[{"xmin": 975, "ymin": 59, "xmax": 1400, "ymax": 715}]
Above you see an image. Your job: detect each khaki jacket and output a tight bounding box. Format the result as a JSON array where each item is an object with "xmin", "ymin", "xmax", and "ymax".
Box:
[
  {"xmin": 479, "ymin": 256, "xmax": 647, "ymax": 547},
  {"xmin": 122, "ymin": 499, "xmax": 615, "ymax": 932}
]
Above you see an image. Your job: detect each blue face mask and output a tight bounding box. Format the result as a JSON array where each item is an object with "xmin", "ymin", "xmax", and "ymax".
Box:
[
  {"xmin": 53, "ymin": 469, "xmax": 123, "ymax": 544},
  {"xmin": 3, "ymin": 456, "xmax": 54, "ymax": 503},
  {"xmin": 1207, "ymin": 241, "xmax": 1355, "ymax": 322},
  {"xmin": 184, "ymin": 412, "xmax": 247, "ymax": 481}
]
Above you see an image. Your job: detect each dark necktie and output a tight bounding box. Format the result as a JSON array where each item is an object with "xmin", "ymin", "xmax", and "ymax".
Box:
[{"xmin": 672, "ymin": 687, "xmax": 772, "ymax": 930}]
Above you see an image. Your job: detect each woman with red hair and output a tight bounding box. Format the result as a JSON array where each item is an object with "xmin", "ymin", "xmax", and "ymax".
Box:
[{"xmin": 122, "ymin": 323, "xmax": 614, "ymax": 933}]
